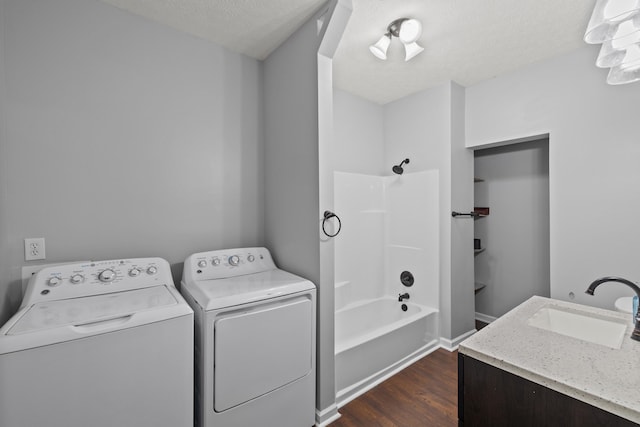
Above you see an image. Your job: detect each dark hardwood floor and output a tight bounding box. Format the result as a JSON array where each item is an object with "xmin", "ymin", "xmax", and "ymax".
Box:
[
  {"xmin": 331, "ymin": 322, "xmax": 489, "ymax": 427},
  {"xmin": 330, "ymin": 349, "xmax": 459, "ymax": 427}
]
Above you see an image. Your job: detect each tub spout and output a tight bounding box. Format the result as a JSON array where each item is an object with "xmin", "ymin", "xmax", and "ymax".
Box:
[
  {"xmin": 398, "ymin": 293, "xmax": 410, "ymax": 302},
  {"xmin": 585, "ymin": 276, "xmax": 640, "ymax": 341}
]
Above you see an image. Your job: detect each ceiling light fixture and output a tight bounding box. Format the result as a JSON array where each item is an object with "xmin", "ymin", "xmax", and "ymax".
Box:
[
  {"xmin": 585, "ymin": 0, "xmax": 640, "ymax": 84},
  {"xmin": 369, "ymin": 18, "xmax": 424, "ymax": 61}
]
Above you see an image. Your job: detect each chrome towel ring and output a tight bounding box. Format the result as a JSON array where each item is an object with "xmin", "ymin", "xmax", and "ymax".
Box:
[{"xmin": 322, "ymin": 211, "xmax": 342, "ymax": 238}]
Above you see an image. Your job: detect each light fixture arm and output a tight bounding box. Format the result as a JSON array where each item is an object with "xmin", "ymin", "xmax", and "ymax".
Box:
[
  {"xmin": 387, "ymin": 18, "xmax": 409, "ymax": 38},
  {"xmin": 369, "ymin": 17, "xmax": 424, "ymax": 61}
]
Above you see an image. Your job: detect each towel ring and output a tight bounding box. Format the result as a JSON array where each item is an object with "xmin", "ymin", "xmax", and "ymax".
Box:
[{"xmin": 322, "ymin": 211, "xmax": 342, "ymax": 238}]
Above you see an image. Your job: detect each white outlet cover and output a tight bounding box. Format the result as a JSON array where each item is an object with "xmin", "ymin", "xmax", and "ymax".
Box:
[{"xmin": 24, "ymin": 237, "xmax": 46, "ymax": 261}]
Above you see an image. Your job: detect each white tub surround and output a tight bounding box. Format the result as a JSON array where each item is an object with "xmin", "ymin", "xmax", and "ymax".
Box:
[
  {"xmin": 333, "ymin": 171, "xmax": 439, "ymax": 309},
  {"xmin": 459, "ymin": 296, "xmax": 640, "ymax": 424},
  {"xmin": 333, "ymin": 170, "xmax": 440, "ymax": 406},
  {"xmin": 334, "ymin": 297, "xmax": 439, "ymax": 406}
]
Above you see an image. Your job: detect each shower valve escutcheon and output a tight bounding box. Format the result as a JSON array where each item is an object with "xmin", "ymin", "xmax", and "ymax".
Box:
[{"xmin": 398, "ymin": 293, "xmax": 410, "ymax": 302}]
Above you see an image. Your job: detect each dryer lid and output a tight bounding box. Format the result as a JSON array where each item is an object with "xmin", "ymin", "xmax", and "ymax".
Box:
[
  {"xmin": 183, "ymin": 269, "xmax": 315, "ymax": 310},
  {"xmin": 7, "ymin": 286, "xmax": 178, "ymax": 335}
]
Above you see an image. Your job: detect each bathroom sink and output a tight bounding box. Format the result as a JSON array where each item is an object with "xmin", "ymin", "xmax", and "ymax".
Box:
[{"xmin": 527, "ymin": 305, "xmax": 628, "ymax": 349}]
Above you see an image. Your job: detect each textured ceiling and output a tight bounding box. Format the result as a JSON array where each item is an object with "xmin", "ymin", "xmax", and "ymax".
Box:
[
  {"xmin": 98, "ymin": 0, "xmax": 595, "ymax": 104},
  {"xmin": 334, "ymin": 0, "xmax": 594, "ymax": 104},
  {"xmin": 99, "ymin": 0, "xmax": 328, "ymax": 59}
]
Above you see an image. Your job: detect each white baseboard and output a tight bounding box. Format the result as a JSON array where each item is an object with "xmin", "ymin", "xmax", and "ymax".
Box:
[
  {"xmin": 475, "ymin": 312, "xmax": 498, "ymax": 324},
  {"xmin": 315, "ymin": 404, "xmax": 341, "ymax": 427},
  {"xmin": 440, "ymin": 328, "xmax": 476, "ymax": 351}
]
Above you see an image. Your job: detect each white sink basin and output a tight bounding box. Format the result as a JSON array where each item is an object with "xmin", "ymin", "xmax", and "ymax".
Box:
[{"xmin": 528, "ymin": 305, "xmax": 628, "ymax": 349}]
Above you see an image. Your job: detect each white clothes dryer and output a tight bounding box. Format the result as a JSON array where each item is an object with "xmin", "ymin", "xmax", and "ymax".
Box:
[
  {"xmin": 181, "ymin": 247, "xmax": 316, "ymax": 427},
  {"xmin": 0, "ymin": 258, "xmax": 193, "ymax": 427}
]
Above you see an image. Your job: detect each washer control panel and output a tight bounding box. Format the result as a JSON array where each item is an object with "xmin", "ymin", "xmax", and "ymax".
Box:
[
  {"xmin": 22, "ymin": 257, "xmax": 171, "ymax": 307},
  {"xmin": 182, "ymin": 247, "xmax": 276, "ymax": 282}
]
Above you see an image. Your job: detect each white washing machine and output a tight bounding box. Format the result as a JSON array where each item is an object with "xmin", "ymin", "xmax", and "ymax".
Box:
[
  {"xmin": 0, "ymin": 258, "xmax": 193, "ymax": 427},
  {"xmin": 181, "ymin": 247, "xmax": 316, "ymax": 427}
]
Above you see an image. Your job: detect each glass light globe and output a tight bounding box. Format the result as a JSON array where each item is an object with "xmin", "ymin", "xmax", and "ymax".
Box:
[
  {"xmin": 607, "ymin": 44, "xmax": 640, "ymax": 84},
  {"xmin": 369, "ymin": 34, "xmax": 391, "ymax": 60},
  {"xmin": 584, "ymin": 0, "xmax": 640, "ymax": 43},
  {"xmin": 604, "ymin": 0, "xmax": 639, "ymax": 21},
  {"xmin": 404, "ymin": 42, "xmax": 424, "ymax": 61},
  {"xmin": 596, "ymin": 19, "xmax": 640, "ymax": 67},
  {"xmin": 398, "ymin": 19, "xmax": 422, "ymax": 44}
]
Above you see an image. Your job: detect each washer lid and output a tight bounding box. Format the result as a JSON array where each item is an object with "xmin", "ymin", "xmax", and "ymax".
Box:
[
  {"xmin": 183, "ymin": 269, "xmax": 315, "ymax": 310},
  {"xmin": 7, "ymin": 286, "xmax": 178, "ymax": 335}
]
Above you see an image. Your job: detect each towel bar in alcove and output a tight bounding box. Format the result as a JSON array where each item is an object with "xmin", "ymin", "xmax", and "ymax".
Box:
[{"xmin": 451, "ymin": 211, "xmax": 480, "ymax": 218}]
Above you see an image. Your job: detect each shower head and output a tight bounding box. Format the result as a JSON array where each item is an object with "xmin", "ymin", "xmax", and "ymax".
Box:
[{"xmin": 392, "ymin": 158, "xmax": 410, "ymax": 175}]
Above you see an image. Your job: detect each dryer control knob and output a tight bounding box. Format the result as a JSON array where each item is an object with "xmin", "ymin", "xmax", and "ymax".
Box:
[
  {"xmin": 70, "ymin": 274, "xmax": 84, "ymax": 284},
  {"xmin": 147, "ymin": 266, "xmax": 158, "ymax": 275},
  {"xmin": 212, "ymin": 257, "xmax": 221, "ymax": 266},
  {"xmin": 248, "ymin": 255, "xmax": 255, "ymax": 262},
  {"xmin": 197, "ymin": 260, "xmax": 207, "ymax": 268},
  {"xmin": 47, "ymin": 277, "xmax": 61, "ymax": 287},
  {"xmin": 228, "ymin": 255, "xmax": 240, "ymax": 266},
  {"xmin": 129, "ymin": 268, "xmax": 141, "ymax": 277},
  {"xmin": 98, "ymin": 269, "xmax": 116, "ymax": 283}
]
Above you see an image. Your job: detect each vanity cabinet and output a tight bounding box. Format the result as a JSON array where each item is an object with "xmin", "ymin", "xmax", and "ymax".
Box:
[{"xmin": 458, "ymin": 354, "xmax": 637, "ymax": 427}]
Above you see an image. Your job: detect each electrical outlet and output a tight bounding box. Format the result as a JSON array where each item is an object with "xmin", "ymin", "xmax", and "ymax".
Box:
[{"xmin": 24, "ymin": 237, "xmax": 46, "ymax": 261}]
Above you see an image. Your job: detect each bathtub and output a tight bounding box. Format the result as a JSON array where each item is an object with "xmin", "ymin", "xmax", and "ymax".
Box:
[{"xmin": 335, "ymin": 296, "xmax": 439, "ymax": 406}]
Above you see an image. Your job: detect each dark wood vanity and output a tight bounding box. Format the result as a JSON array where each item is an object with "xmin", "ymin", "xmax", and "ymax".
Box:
[
  {"xmin": 457, "ymin": 296, "xmax": 640, "ymax": 427},
  {"xmin": 458, "ymin": 353, "xmax": 637, "ymax": 426}
]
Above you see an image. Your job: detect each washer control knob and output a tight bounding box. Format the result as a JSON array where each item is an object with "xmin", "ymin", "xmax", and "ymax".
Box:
[
  {"xmin": 248, "ymin": 255, "xmax": 255, "ymax": 262},
  {"xmin": 228, "ymin": 255, "xmax": 240, "ymax": 266},
  {"xmin": 212, "ymin": 257, "xmax": 221, "ymax": 266},
  {"xmin": 147, "ymin": 266, "xmax": 158, "ymax": 275},
  {"xmin": 197, "ymin": 260, "xmax": 207, "ymax": 268},
  {"xmin": 98, "ymin": 269, "xmax": 116, "ymax": 283},
  {"xmin": 70, "ymin": 274, "xmax": 84, "ymax": 284},
  {"xmin": 129, "ymin": 268, "xmax": 141, "ymax": 277},
  {"xmin": 47, "ymin": 277, "xmax": 61, "ymax": 287}
]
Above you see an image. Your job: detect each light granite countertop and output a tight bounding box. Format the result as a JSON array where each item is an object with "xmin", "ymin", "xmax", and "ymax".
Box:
[{"xmin": 459, "ymin": 296, "xmax": 640, "ymax": 424}]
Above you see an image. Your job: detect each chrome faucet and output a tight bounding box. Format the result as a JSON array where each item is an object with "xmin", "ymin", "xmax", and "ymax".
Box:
[
  {"xmin": 585, "ymin": 276, "xmax": 640, "ymax": 342},
  {"xmin": 398, "ymin": 292, "xmax": 410, "ymax": 302}
]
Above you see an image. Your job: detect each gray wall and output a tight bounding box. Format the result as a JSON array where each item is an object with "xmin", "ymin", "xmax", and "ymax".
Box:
[
  {"xmin": 264, "ymin": 0, "xmax": 349, "ymax": 420},
  {"xmin": 384, "ymin": 85, "xmax": 448, "ymax": 173},
  {"xmin": 0, "ymin": 0, "xmax": 11, "ymax": 326},
  {"xmin": 449, "ymin": 82, "xmax": 475, "ymax": 339},
  {"xmin": 466, "ymin": 45, "xmax": 640, "ymax": 310},
  {"xmin": 264, "ymin": 9, "xmax": 322, "ymax": 285},
  {"xmin": 0, "ymin": 0, "xmax": 264, "ymax": 324},
  {"xmin": 384, "ymin": 84, "xmax": 450, "ymax": 337},
  {"xmin": 474, "ymin": 140, "xmax": 550, "ymax": 318},
  {"xmin": 383, "ymin": 82, "xmax": 475, "ymax": 341},
  {"xmin": 317, "ymin": 2, "xmax": 351, "ymax": 421},
  {"xmin": 333, "ymin": 89, "xmax": 384, "ymax": 175}
]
